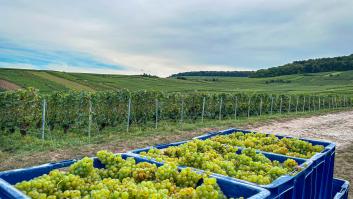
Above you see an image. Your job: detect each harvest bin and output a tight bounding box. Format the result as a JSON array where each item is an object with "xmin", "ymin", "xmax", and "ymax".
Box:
[
  {"xmin": 129, "ymin": 141, "xmax": 316, "ymax": 199},
  {"xmin": 332, "ymin": 178, "xmax": 349, "ymax": 199},
  {"xmin": 193, "ymin": 128, "xmax": 336, "ymax": 199},
  {"xmin": 0, "ymin": 154, "xmax": 270, "ymax": 199}
]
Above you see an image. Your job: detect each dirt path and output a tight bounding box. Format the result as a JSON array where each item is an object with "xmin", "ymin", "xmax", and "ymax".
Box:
[
  {"xmin": 251, "ymin": 110, "xmax": 353, "ymax": 198},
  {"xmin": 253, "ymin": 110, "xmax": 353, "ymax": 149},
  {"xmin": 0, "ymin": 79, "xmax": 21, "ymax": 90}
]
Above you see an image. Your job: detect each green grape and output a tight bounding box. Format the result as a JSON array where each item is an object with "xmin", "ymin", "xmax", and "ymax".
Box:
[
  {"xmin": 176, "ymin": 168, "xmax": 202, "ymax": 188},
  {"xmin": 69, "ymin": 157, "xmax": 95, "ymax": 178},
  {"xmin": 16, "ymin": 150, "xmax": 230, "ymax": 199},
  {"xmin": 210, "ymin": 132, "xmax": 324, "ymax": 159},
  {"xmin": 140, "ymin": 138, "xmax": 300, "ymax": 185},
  {"xmin": 156, "ymin": 163, "xmax": 178, "ymax": 182}
]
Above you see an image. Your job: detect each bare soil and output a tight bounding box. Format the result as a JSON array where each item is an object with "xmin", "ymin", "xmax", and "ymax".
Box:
[
  {"xmin": 253, "ymin": 110, "xmax": 353, "ymax": 148},
  {"xmin": 0, "ymin": 79, "xmax": 21, "ymax": 90}
]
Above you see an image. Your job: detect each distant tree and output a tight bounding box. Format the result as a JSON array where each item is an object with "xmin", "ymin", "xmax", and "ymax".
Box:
[
  {"xmin": 170, "ymin": 71, "xmax": 254, "ymax": 78},
  {"xmin": 140, "ymin": 73, "xmax": 159, "ymax": 78}
]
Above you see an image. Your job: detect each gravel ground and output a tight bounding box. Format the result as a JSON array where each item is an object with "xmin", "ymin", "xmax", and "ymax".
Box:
[
  {"xmin": 252, "ymin": 110, "xmax": 353, "ymax": 198},
  {"xmin": 253, "ymin": 110, "xmax": 353, "ymax": 149}
]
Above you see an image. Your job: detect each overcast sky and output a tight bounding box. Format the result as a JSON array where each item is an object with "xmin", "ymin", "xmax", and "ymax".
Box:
[{"xmin": 0, "ymin": 0, "xmax": 353, "ymax": 77}]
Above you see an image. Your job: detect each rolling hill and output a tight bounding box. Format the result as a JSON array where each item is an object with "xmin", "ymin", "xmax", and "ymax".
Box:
[{"xmin": 1, "ymin": 68, "xmax": 353, "ymax": 95}]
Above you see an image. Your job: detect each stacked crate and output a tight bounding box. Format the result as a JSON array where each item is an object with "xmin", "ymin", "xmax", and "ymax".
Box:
[{"xmin": 0, "ymin": 128, "xmax": 350, "ymax": 199}]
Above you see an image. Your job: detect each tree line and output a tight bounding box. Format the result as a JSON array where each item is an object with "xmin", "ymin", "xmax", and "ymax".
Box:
[
  {"xmin": 170, "ymin": 71, "xmax": 253, "ymax": 77},
  {"xmin": 250, "ymin": 54, "xmax": 353, "ymax": 77},
  {"xmin": 170, "ymin": 54, "xmax": 353, "ymax": 78}
]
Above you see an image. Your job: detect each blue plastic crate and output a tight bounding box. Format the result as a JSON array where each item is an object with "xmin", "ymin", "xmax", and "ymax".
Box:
[
  {"xmin": 0, "ymin": 154, "xmax": 270, "ymax": 199},
  {"xmin": 129, "ymin": 141, "xmax": 316, "ymax": 199},
  {"xmin": 193, "ymin": 128, "xmax": 336, "ymax": 199},
  {"xmin": 332, "ymin": 178, "xmax": 349, "ymax": 199}
]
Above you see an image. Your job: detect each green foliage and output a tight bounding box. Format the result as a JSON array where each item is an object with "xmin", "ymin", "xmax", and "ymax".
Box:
[
  {"xmin": 251, "ymin": 54, "xmax": 353, "ymax": 78},
  {"xmin": 0, "ymin": 88, "xmax": 41, "ymax": 135},
  {"xmin": 0, "ymin": 88, "xmax": 351, "ymax": 135}
]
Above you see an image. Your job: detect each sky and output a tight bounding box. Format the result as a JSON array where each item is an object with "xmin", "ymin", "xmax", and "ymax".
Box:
[{"xmin": 0, "ymin": 0, "xmax": 353, "ymax": 77}]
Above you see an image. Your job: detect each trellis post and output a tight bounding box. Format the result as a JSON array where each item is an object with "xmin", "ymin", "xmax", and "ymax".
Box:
[
  {"xmin": 201, "ymin": 97, "xmax": 205, "ymax": 123},
  {"xmin": 270, "ymin": 96, "xmax": 274, "ymax": 115},
  {"xmin": 296, "ymin": 96, "xmax": 299, "ymax": 113},
  {"xmin": 259, "ymin": 97, "xmax": 263, "ymax": 116},
  {"xmin": 155, "ymin": 99, "xmax": 158, "ymax": 129},
  {"xmin": 288, "ymin": 96, "xmax": 291, "ymax": 113},
  {"xmin": 279, "ymin": 97, "xmax": 282, "ymax": 114},
  {"xmin": 126, "ymin": 97, "xmax": 131, "ymax": 132},
  {"xmin": 247, "ymin": 97, "xmax": 251, "ymax": 119},
  {"xmin": 234, "ymin": 96, "xmax": 238, "ymax": 120},
  {"xmin": 41, "ymin": 99, "xmax": 46, "ymax": 140},
  {"xmin": 219, "ymin": 97, "xmax": 223, "ymax": 120},
  {"xmin": 180, "ymin": 98, "xmax": 184, "ymax": 126},
  {"xmin": 303, "ymin": 96, "xmax": 306, "ymax": 112},
  {"xmin": 88, "ymin": 98, "xmax": 92, "ymax": 142}
]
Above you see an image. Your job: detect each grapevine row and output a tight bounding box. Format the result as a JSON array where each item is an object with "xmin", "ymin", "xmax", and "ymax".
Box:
[{"xmin": 0, "ymin": 88, "xmax": 351, "ymax": 136}]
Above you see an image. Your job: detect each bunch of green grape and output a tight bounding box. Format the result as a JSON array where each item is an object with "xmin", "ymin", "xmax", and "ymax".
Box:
[
  {"xmin": 15, "ymin": 150, "xmax": 233, "ymax": 199},
  {"xmin": 209, "ymin": 132, "xmax": 324, "ymax": 158},
  {"xmin": 140, "ymin": 139, "xmax": 299, "ymax": 185}
]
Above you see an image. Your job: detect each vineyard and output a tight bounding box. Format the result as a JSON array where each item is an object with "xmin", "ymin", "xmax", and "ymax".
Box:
[{"xmin": 0, "ymin": 88, "xmax": 352, "ymax": 140}]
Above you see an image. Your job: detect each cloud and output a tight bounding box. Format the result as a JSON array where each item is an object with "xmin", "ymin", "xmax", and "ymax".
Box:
[
  {"xmin": 0, "ymin": 39, "xmax": 125, "ymax": 71},
  {"xmin": 0, "ymin": 0, "xmax": 352, "ymax": 76}
]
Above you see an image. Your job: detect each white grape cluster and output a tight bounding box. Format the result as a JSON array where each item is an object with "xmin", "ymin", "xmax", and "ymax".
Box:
[
  {"xmin": 15, "ymin": 150, "xmax": 233, "ymax": 199},
  {"xmin": 140, "ymin": 139, "xmax": 300, "ymax": 185},
  {"xmin": 210, "ymin": 132, "xmax": 324, "ymax": 158}
]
